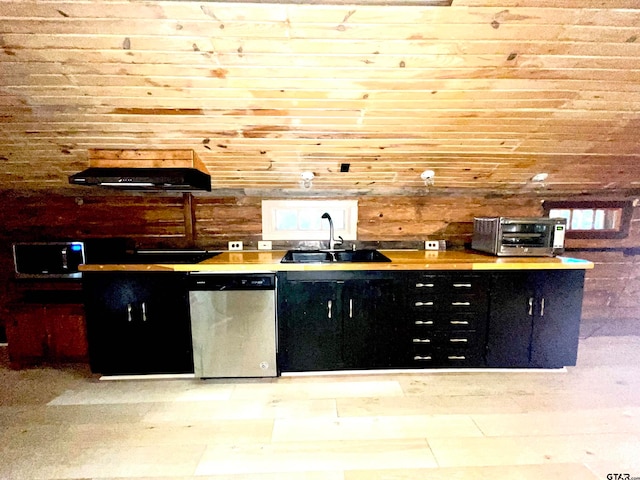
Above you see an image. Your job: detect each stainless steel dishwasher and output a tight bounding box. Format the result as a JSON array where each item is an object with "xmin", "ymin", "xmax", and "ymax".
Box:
[{"xmin": 188, "ymin": 273, "xmax": 277, "ymax": 378}]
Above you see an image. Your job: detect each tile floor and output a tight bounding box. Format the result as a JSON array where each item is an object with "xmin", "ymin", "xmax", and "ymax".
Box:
[{"xmin": 1, "ymin": 333, "xmax": 640, "ymax": 480}]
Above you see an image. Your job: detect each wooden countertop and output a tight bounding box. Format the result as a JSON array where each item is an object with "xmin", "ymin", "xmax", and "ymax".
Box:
[{"xmin": 79, "ymin": 250, "xmax": 594, "ymax": 272}]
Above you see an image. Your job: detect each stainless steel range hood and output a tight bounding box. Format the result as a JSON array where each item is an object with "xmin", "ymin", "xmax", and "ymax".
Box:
[
  {"xmin": 68, "ymin": 149, "xmax": 212, "ymax": 192},
  {"xmin": 69, "ymin": 167, "xmax": 211, "ymax": 191}
]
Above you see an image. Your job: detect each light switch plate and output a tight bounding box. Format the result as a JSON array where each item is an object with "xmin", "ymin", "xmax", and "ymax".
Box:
[{"xmin": 258, "ymin": 240, "xmax": 272, "ymax": 250}]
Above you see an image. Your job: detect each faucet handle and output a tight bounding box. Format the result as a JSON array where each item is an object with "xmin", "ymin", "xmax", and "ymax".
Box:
[{"xmin": 336, "ymin": 235, "xmax": 344, "ymax": 246}]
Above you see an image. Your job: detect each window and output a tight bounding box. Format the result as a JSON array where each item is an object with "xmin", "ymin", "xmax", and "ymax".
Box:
[
  {"xmin": 542, "ymin": 200, "xmax": 633, "ymax": 239},
  {"xmin": 261, "ymin": 200, "xmax": 358, "ymax": 241}
]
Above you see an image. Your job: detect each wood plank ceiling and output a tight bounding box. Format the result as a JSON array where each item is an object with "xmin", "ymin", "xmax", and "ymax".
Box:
[{"xmin": 1, "ymin": 0, "xmax": 640, "ymax": 195}]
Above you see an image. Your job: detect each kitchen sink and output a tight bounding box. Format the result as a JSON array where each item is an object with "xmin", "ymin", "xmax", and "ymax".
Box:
[{"xmin": 280, "ymin": 249, "xmax": 391, "ymax": 263}]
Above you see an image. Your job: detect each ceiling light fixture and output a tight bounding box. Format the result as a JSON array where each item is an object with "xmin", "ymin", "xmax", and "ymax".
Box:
[
  {"xmin": 531, "ymin": 173, "xmax": 548, "ymax": 183},
  {"xmin": 300, "ymin": 171, "xmax": 315, "ymax": 189},
  {"xmin": 420, "ymin": 170, "xmax": 435, "ymax": 187}
]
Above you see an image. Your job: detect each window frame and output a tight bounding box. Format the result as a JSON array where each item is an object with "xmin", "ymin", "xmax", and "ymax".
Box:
[
  {"xmin": 542, "ymin": 199, "xmax": 633, "ymax": 239},
  {"xmin": 261, "ymin": 199, "xmax": 358, "ymax": 241}
]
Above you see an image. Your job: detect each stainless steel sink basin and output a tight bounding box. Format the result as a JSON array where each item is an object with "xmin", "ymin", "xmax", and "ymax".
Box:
[{"xmin": 280, "ymin": 249, "xmax": 391, "ymax": 263}]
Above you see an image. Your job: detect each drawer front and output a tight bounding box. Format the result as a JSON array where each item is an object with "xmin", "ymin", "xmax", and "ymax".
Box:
[
  {"xmin": 407, "ymin": 274, "xmax": 485, "ymax": 295},
  {"xmin": 411, "ymin": 313, "xmax": 482, "ymax": 331},
  {"xmin": 409, "ymin": 348, "xmax": 484, "ymax": 367},
  {"xmin": 408, "ymin": 294, "xmax": 486, "ymax": 313},
  {"xmin": 410, "ymin": 330, "xmax": 479, "ymax": 350}
]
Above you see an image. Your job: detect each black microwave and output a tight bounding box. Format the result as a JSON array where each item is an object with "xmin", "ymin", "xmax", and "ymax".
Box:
[
  {"xmin": 471, "ymin": 217, "xmax": 567, "ymax": 257},
  {"xmin": 12, "ymin": 238, "xmax": 133, "ymax": 279},
  {"xmin": 13, "ymin": 242, "xmax": 86, "ymax": 279}
]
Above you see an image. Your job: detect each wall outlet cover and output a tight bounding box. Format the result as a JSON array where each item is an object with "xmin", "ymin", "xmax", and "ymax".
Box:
[
  {"xmin": 258, "ymin": 240, "xmax": 272, "ymax": 250},
  {"xmin": 425, "ymin": 241, "xmax": 439, "ymax": 250},
  {"xmin": 228, "ymin": 241, "xmax": 243, "ymax": 251}
]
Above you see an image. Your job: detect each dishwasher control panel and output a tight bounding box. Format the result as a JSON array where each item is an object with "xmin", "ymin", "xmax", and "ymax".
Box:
[{"xmin": 188, "ymin": 273, "xmax": 275, "ymax": 290}]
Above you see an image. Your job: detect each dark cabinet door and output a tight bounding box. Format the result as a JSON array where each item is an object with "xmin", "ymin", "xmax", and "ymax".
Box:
[
  {"xmin": 83, "ymin": 273, "xmax": 193, "ymax": 375},
  {"xmin": 279, "ymin": 280, "xmax": 342, "ymax": 372},
  {"xmin": 530, "ymin": 270, "xmax": 584, "ymax": 368},
  {"xmin": 487, "ymin": 272, "xmax": 535, "ymax": 367},
  {"xmin": 342, "ymin": 279, "xmax": 397, "ymax": 369},
  {"xmin": 488, "ymin": 270, "xmax": 585, "ymax": 368}
]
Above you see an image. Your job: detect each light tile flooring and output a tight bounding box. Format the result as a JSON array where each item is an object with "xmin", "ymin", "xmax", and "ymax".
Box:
[{"xmin": 1, "ymin": 335, "xmax": 640, "ymax": 480}]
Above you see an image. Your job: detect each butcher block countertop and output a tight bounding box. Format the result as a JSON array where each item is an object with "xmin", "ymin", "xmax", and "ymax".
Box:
[{"xmin": 79, "ymin": 250, "xmax": 594, "ymax": 273}]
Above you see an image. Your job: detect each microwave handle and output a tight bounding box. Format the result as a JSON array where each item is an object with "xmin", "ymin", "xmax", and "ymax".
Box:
[{"xmin": 61, "ymin": 246, "xmax": 68, "ymax": 270}]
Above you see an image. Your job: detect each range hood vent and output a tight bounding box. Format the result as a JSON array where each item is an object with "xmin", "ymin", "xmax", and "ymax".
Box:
[
  {"xmin": 69, "ymin": 167, "xmax": 211, "ymax": 191},
  {"xmin": 68, "ymin": 149, "xmax": 211, "ymax": 192}
]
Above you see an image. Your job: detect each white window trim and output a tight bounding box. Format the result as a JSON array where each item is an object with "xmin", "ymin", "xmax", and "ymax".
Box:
[{"xmin": 261, "ymin": 200, "xmax": 358, "ymax": 241}]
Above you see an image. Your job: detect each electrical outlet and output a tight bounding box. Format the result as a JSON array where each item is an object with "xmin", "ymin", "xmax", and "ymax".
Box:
[
  {"xmin": 228, "ymin": 241, "xmax": 243, "ymax": 251},
  {"xmin": 424, "ymin": 241, "xmax": 439, "ymax": 250},
  {"xmin": 258, "ymin": 240, "xmax": 272, "ymax": 250}
]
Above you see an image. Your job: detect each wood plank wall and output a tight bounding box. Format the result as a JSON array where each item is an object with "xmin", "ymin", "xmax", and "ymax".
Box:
[
  {"xmin": 1, "ymin": 191, "xmax": 638, "ymax": 333},
  {"xmin": 1, "ymin": 0, "xmax": 640, "ymax": 194}
]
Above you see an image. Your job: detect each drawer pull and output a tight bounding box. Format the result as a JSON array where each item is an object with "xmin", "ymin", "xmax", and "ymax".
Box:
[
  {"xmin": 415, "ymin": 283, "xmax": 435, "ymax": 288},
  {"xmin": 448, "ymin": 355, "xmax": 466, "ymax": 360},
  {"xmin": 412, "ymin": 338, "xmax": 431, "ymax": 343},
  {"xmin": 449, "ymin": 338, "xmax": 468, "ymax": 343},
  {"xmin": 415, "ymin": 320, "xmax": 434, "ymax": 326},
  {"xmin": 415, "ymin": 301, "xmax": 434, "ymax": 307},
  {"xmin": 453, "ymin": 283, "xmax": 472, "ymax": 288},
  {"xmin": 414, "ymin": 355, "xmax": 433, "ymax": 361},
  {"xmin": 450, "ymin": 320, "xmax": 469, "ymax": 325},
  {"xmin": 451, "ymin": 301, "xmax": 471, "ymax": 306}
]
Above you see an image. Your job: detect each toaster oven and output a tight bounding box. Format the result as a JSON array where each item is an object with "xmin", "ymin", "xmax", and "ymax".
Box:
[{"xmin": 472, "ymin": 217, "xmax": 567, "ymax": 257}]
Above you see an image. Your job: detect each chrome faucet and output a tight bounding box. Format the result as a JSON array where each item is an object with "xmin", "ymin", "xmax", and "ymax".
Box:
[{"xmin": 321, "ymin": 212, "xmax": 343, "ymax": 251}]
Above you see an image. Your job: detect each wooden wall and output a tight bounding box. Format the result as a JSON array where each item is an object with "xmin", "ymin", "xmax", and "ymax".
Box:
[
  {"xmin": 1, "ymin": 0, "xmax": 640, "ymax": 195},
  {"xmin": 1, "ymin": 191, "xmax": 638, "ymax": 336}
]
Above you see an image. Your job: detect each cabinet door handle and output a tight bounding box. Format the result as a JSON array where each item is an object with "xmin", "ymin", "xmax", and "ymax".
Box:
[
  {"xmin": 540, "ymin": 297, "xmax": 545, "ymax": 317},
  {"xmin": 349, "ymin": 298, "xmax": 353, "ymax": 318},
  {"xmin": 412, "ymin": 338, "xmax": 431, "ymax": 343},
  {"xmin": 451, "ymin": 301, "xmax": 471, "ymax": 306},
  {"xmin": 141, "ymin": 302, "xmax": 147, "ymax": 322},
  {"xmin": 528, "ymin": 297, "xmax": 534, "ymax": 316},
  {"xmin": 450, "ymin": 320, "xmax": 469, "ymax": 325},
  {"xmin": 415, "ymin": 283, "xmax": 435, "ymax": 288},
  {"xmin": 414, "ymin": 301, "xmax": 434, "ymax": 307},
  {"xmin": 453, "ymin": 283, "xmax": 472, "ymax": 288},
  {"xmin": 414, "ymin": 355, "xmax": 432, "ymax": 361},
  {"xmin": 415, "ymin": 320, "xmax": 434, "ymax": 326},
  {"xmin": 127, "ymin": 304, "xmax": 133, "ymax": 322},
  {"xmin": 450, "ymin": 338, "xmax": 468, "ymax": 343},
  {"xmin": 448, "ymin": 355, "xmax": 466, "ymax": 360},
  {"xmin": 327, "ymin": 300, "xmax": 332, "ymax": 319}
]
